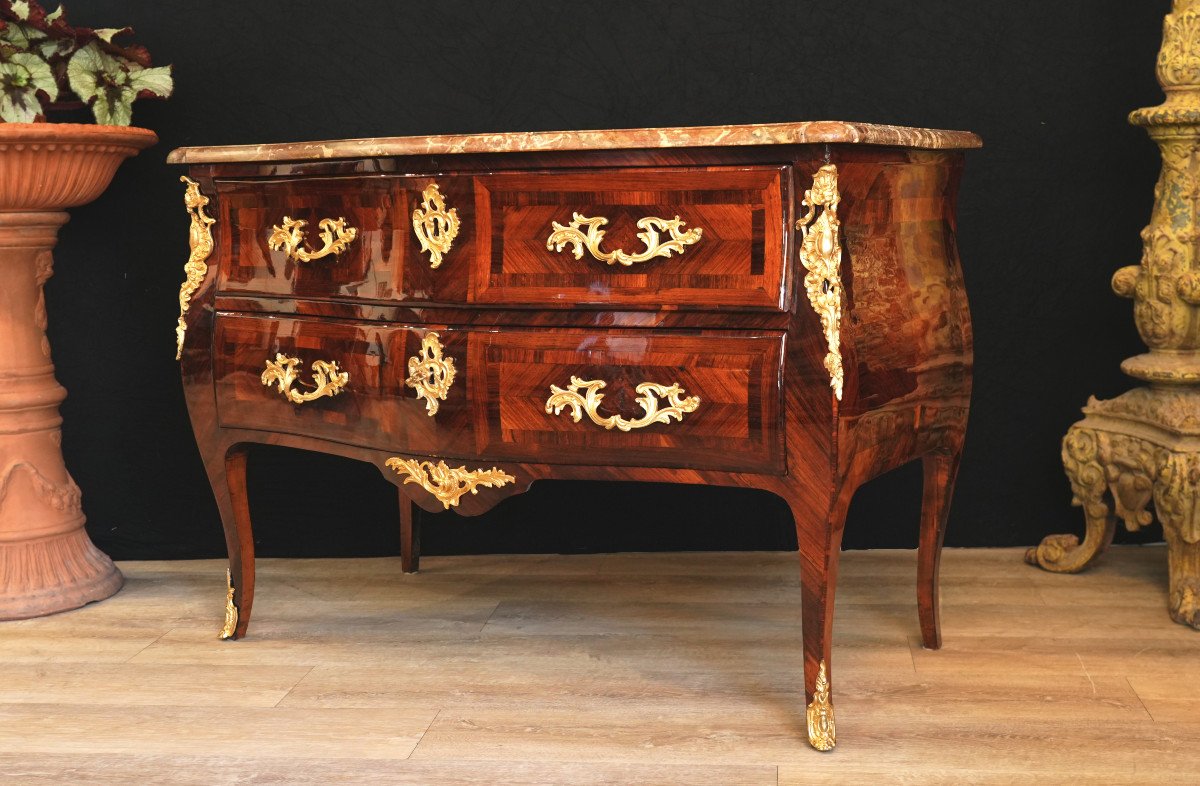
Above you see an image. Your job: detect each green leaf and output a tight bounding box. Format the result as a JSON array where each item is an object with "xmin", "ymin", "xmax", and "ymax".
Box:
[
  {"xmin": 65, "ymin": 41, "xmax": 116, "ymax": 102},
  {"xmin": 66, "ymin": 41, "xmax": 169, "ymax": 125},
  {"xmin": 9, "ymin": 51, "xmax": 56, "ymax": 100},
  {"xmin": 0, "ymin": 61, "xmax": 28, "ymax": 89},
  {"xmin": 67, "ymin": 43, "xmax": 144, "ymax": 125},
  {"xmin": 91, "ymin": 86, "xmax": 133, "ymax": 125},
  {"xmin": 0, "ymin": 20, "xmax": 46, "ymax": 49},
  {"xmin": 0, "ymin": 61, "xmax": 42, "ymax": 122},
  {"xmin": 93, "ymin": 27, "xmax": 132, "ymax": 43},
  {"xmin": 127, "ymin": 63, "xmax": 172, "ymax": 98},
  {"xmin": 37, "ymin": 35, "xmax": 72, "ymax": 60},
  {"xmin": 0, "ymin": 4, "xmax": 171, "ymax": 123}
]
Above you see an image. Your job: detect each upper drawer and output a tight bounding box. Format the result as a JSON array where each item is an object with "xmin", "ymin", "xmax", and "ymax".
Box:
[
  {"xmin": 472, "ymin": 166, "xmax": 790, "ymax": 310},
  {"xmin": 215, "ymin": 175, "xmax": 473, "ymax": 302},
  {"xmin": 213, "ymin": 167, "xmax": 788, "ymax": 312}
]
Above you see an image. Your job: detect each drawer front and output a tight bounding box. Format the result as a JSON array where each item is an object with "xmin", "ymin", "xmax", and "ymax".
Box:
[
  {"xmin": 213, "ymin": 315, "xmax": 474, "ymax": 456},
  {"xmin": 472, "ymin": 329, "xmax": 785, "ymax": 473},
  {"xmin": 215, "ymin": 318, "xmax": 782, "ymax": 474},
  {"xmin": 215, "ymin": 176, "xmax": 473, "ymax": 303},
  {"xmin": 473, "ymin": 166, "xmax": 789, "ymax": 310}
]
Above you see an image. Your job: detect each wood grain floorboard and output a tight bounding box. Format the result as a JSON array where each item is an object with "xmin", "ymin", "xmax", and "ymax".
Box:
[
  {"xmin": 1127, "ymin": 674, "xmax": 1200, "ymax": 722},
  {"xmin": 0, "ymin": 546, "xmax": 1195, "ymax": 782},
  {"xmin": 0, "ymin": 662, "xmax": 312, "ymax": 707},
  {"xmin": 0, "ymin": 704, "xmax": 437, "ymax": 759},
  {"xmin": 0, "ymin": 754, "xmax": 776, "ymax": 785}
]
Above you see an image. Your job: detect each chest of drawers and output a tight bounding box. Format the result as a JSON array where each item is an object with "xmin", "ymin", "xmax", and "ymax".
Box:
[{"xmin": 168, "ymin": 121, "xmax": 980, "ymax": 751}]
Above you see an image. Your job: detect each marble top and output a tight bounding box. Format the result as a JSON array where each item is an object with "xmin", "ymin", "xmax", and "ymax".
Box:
[{"xmin": 166, "ymin": 121, "xmax": 982, "ymax": 164}]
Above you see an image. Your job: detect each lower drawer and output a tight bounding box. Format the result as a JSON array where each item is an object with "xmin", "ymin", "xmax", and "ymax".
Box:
[
  {"xmin": 213, "ymin": 315, "xmax": 475, "ymax": 456},
  {"xmin": 471, "ymin": 329, "xmax": 785, "ymax": 474},
  {"xmin": 213, "ymin": 316, "xmax": 784, "ymax": 475}
]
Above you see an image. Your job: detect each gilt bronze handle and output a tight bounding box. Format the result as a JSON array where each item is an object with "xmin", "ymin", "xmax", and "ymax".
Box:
[
  {"xmin": 268, "ymin": 216, "xmax": 357, "ymax": 262},
  {"xmin": 545, "ymin": 376, "xmax": 700, "ymax": 431},
  {"xmin": 261, "ymin": 353, "xmax": 349, "ymax": 404},
  {"xmin": 546, "ymin": 213, "xmax": 702, "ymax": 267}
]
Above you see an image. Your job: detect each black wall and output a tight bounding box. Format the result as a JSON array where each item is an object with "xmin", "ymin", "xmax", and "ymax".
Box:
[{"xmin": 52, "ymin": 1, "xmax": 1166, "ymax": 560}]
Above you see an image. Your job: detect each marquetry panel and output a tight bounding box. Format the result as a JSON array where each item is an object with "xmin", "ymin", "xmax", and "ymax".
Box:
[
  {"xmin": 214, "ymin": 176, "xmax": 473, "ymax": 304},
  {"xmin": 471, "ymin": 329, "xmax": 785, "ymax": 473},
  {"xmin": 472, "ymin": 167, "xmax": 789, "ymax": 310}
]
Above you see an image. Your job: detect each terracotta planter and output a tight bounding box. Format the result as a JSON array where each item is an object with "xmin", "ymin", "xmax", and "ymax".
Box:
[{"xmin": 0, "ymin": 123, "xmax": 156, "ymax": 619}]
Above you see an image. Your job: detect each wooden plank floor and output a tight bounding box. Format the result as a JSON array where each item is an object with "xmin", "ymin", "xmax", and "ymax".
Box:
[{"xmin": 0, "ymin": 546, "xmax": 1197, "ymax": 784}]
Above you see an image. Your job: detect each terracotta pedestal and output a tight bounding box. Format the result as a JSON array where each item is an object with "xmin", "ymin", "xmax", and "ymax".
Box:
[{"xmin": 0, "ymin": 123, "xmax": 156, "ymax": 620}]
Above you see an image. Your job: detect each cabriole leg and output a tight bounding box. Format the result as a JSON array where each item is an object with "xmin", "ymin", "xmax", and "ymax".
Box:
[
  {"xmin": 400, "ymin": 494, "xmax": 420, "ymax": 574},
  {"xmin": 917, "ymin": 446, "xmax": 963, "ymax": 650},
  {"xmin": 790, "ymin": 481, "xmax": 854, "ymax": 752},
  {"xmin": 202, "ymin": 443, "xmax": 254, "ymax": 640}
]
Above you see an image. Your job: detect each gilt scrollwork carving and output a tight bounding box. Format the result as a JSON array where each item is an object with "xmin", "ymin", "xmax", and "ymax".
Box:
[
  {"xmin": 1122, "ymin": 1, "xmax": 1200, "ymax": 382},
  {"xmin": 176, "ymin": 176, "xmax": 215, "ymax": 360},
  {"xmin": 1031, "ymin": 386, "xmax": 1200, "ymax": 628},
  {"xmin": 268, "ymin": 216, "xmax": 357, "ymax": 263},
  {"xmin": 1028, "ymin": 426, "xmax": 1120, "ymax": 574},
  {"xmin": 260, "ymin": 354, "xmax": 349, "ymax": 404},
  {"xmin": 545, "ymin": 376, "xmax": 700, "ymax": 432},
  {"xmin": 1156, "ymin": 446, "xmax": 1200, "ymax": 627},
  {"xmin": 405, "ymin": 332, "xmax": 456, "ymax": 416},
  {"xmin": 385, "ymin": 458, "xmax": 515, "ymax": 510},
  {"xmin": 1156, "ymin": 451, "xmax": 1200, "ymax": 545},
  {"xmin": 1028, "ymin": 425, "xmax": 1166, "ymax": 574},
  {"xmin": 412, "ymin": 183, "xmax": 460, "ymax": 269},
  {"xmin": 1083, "ymin": 387, "xmax": 1200, "ymax": 433},
  {"xmin": 796, "ymin": 164, "xmax": 845, "ymax": 401},
  {"xmin": 1153, "ymin": 0, "xmax": 1200, "ymax": 90},
  {"xmin": 546, "ymin": 213, "xmax": 702, "ymax": 267}
]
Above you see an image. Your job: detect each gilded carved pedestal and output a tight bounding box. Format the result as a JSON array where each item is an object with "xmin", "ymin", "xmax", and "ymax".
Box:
[{"xmin": 1026, "ymin": 0, "xmax": 1200, "ymax": 629}]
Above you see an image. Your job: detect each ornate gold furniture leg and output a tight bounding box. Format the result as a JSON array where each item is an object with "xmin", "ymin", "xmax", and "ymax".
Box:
[
  {"xmin": 1168, "ymin": 535, "xmax": 1200, "ymax": 628},
  {"xmin": 1026, "ymin": 424, "xmax": 1117, "ymax": 573},
  {"xmin": 1029, "ymin": 0, "xmax": 1200, "ymax": 629},
  {"xmin": 1160, "ymin": 444, "xmax": 1200, "ymax": 628}
]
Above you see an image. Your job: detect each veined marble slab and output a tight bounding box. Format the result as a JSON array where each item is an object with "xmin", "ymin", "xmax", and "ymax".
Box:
[{"xmin": 166, "ymin": 120, "xmax": 982, "ymax": 164}]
